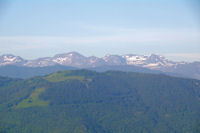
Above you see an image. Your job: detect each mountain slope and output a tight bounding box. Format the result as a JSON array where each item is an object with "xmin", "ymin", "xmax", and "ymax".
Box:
[
  {"xmin": 0, "ymin": 65, "xmax": 77, "ymax": 78},
  {"xmin": 0, "ymin": 64, "xmax": 184, "ymax": 79},
  {"xmin": 0, "ymin": 70, "xmax": 200, "ymax": 133}
]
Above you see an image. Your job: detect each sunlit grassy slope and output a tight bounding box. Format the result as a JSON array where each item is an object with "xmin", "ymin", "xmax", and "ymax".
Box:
[
  {"xmin": 45, "ymin": 70, "xmax": 85, "ymax": 82},
  {"xmin": 16, "ymin": 87, "xmax": 49, "ymax": 108}
]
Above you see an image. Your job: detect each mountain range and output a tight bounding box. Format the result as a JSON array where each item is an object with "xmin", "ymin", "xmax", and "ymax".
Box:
[{"xmin": 0, "ymin": 52, "xmax": 200, "ymax": 79}]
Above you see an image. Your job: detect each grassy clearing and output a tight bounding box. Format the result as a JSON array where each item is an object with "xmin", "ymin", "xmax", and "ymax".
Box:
[
  {"xmin": 16, "ymin": 87, "xmax": 49, "ymax": 109},
  {"xmin": 45, "ymin": 71, "xmax": 85, "ymax": 82}
]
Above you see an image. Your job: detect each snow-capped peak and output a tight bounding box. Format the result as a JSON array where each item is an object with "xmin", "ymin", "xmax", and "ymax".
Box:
[
  {"xmin": 0, "ymin": 54, "xmax": 25, "ymax": 66},
  {"xmin": 122, "ymin": 54, "xmax": 176, "ymax": 69}
]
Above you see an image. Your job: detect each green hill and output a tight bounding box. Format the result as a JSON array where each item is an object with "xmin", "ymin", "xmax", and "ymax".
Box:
[{"xmin": 0, "ymin": 70, "xmax": 200, "ymax": 133}]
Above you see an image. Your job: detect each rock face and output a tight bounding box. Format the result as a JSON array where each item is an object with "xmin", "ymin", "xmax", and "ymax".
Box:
[{"xmin": 0, "ymin": 52, "xmax": 200, "ymax": 79}]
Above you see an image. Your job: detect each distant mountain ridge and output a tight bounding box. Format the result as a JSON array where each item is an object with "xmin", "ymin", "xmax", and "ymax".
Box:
[
  {"xmin": 0, "ymin": 52, "xmax": 192, "ymax": 68},
  {"xmin": 0, "ymin": 52, "xmax": 200, "ymax": 79}
]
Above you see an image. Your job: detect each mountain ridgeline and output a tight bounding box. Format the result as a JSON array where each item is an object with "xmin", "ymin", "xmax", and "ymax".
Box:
[
  {"xmin": 0, "ymin": 70, "xmax": 200, "ymax": 133},
  {"xmin": 0, "ymin": 52, "xmax": 200, "ymax": 80}
]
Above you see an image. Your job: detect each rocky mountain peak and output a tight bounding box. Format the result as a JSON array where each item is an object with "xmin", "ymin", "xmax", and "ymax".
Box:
[{"xmin": 0, "ymin": 54, "xmax": 25, "ymax": 66}]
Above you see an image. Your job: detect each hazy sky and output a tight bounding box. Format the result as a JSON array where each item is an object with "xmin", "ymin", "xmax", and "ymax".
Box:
[{"xmin": 0, "ymin": 0, "xmax": 200, "ymax": 61}]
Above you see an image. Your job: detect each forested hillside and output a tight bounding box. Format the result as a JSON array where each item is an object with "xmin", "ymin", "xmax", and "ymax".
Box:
[{"xmin": 0, "ymin": 70, "xmax": 200, "ymax": 133}]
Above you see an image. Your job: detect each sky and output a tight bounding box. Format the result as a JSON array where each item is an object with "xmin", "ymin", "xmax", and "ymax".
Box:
[{"xmin": 0, "ymin": 0, "xmax": 200, "ymax": 62}]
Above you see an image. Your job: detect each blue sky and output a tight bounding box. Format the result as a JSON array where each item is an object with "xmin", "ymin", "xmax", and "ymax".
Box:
[{"xmin": 0, "ymin": 0, "xmax": 200, "ymax": 61}]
